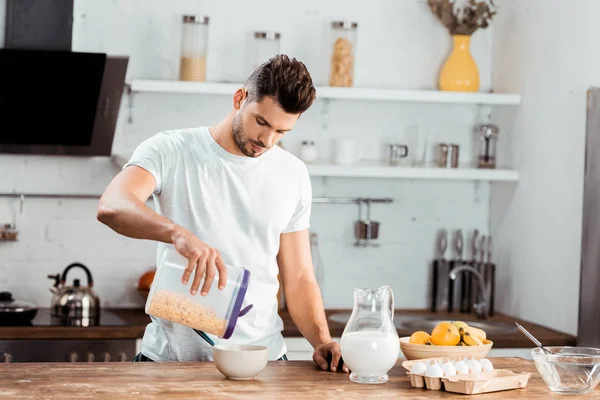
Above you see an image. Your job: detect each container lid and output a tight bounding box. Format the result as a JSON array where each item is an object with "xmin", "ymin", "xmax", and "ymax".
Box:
[
  {"xmin": 183, "ymin": 15, "xmax": 210, "ymax": 24},
  {"xmin": 478, "ymin": 124, "xmax": 499, "ymax": 138},
  {"xmin": 0, "ymin": 292, "xmax": 36, "ymax": 313},
  {"xmin": 331, "ymin": 21, "xmax": 358, "ymax": 30},
  {"xmin": 254, "ymin": 31, "xmax": 281, "ymax": 40},
  {"xmin": 222, "ymin": 269, "xmax": 252, "ymax": 339}
]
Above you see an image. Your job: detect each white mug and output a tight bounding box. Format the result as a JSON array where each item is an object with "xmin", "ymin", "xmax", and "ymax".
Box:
[{"xmin": 333, "ymin": 139, "xmax": 360, "ymax": 165}]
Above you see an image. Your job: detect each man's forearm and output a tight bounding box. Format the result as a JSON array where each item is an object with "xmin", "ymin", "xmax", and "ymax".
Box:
[
  {"xmin": 284, "ymin": 278, "xmax": 332, "ymax": 349},
  {"xmin": 97, "ymin": 193, "xmax": 181, "ymax": 244}
]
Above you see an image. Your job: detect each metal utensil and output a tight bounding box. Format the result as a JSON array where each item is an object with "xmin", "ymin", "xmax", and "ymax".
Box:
[
  {"xmin": 486, "ymin": 235, "xmax": 495, "ymax": 316},
  {"xmin": 515, "ymin": 322, "xmax": 553, "ymax": 354},
  {"xmin": 431, "ymin": 228, "xmax": 448, "ymax": 312},
  {"xmin": 438, "ymin": 229, "xmax": 449, "ymax": 311},
  {"xmin": 354, "ymin": 199, "xmax": 380, "ymax": 247},
  {"xmin": 473, "ymin": 235, "xmax": 487, "ymax": 311},
  {"xmin": 479, "ymin": 236, "xmax": 486, "ymax": 270},
  {"xmin": 447, "ymin": 229, "xmax": 463, "ymax": 312},
  {"xmin": 486, "ymin": 235, "xmax": 492, "ymax": 264},
  {"xmin": 462, "ymin": 229, "xmax": 479, "ymax": 313}
]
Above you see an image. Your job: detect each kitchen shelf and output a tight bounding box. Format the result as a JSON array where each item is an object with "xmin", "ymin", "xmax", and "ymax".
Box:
[
  {"xmin": 305, "ymin": 163, "xmax": 519, "ymax": 181},
  {"xmin": 112, "ymin": 155, "xmax": 518, "ymax": 181},
  {"xmin": 128, "ymin": 79, "xmax": 522, "ymax": 106}
]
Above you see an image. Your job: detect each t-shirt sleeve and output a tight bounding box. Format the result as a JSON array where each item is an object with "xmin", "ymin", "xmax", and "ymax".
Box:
[
  {"xmin": 283, "ymin": 164, "xmax": 312, "ymax": 234},
  {"xmin": 123, "ymin": 132, "xmax": 174, "ymax": 195}
]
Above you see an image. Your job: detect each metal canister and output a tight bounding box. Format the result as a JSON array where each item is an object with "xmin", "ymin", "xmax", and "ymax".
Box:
[
  {"xmin": 437, "ymin": 143, "xmax": 460, "ymax": 168},
  {"xmin": 436, "ymin": 144, "xmax": 449, "ymax": 167},
  {"xmin": 449, "ymin": 144, "xmax": 460, "ymax": 168}
]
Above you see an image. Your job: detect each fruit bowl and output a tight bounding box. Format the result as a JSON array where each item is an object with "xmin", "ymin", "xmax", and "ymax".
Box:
[
  {"xmin": 400, "ymin": 321, "xmax": 493, "ymax": 360},
  {"xmin": 400, "ymin": 337, "xmax": 493, "ymax": 360}
]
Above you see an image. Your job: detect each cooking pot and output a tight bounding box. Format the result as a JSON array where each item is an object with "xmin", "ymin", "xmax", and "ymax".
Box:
[{"xmin": 0, "ymin": 291, "xmax": 37, "ymax": 326}]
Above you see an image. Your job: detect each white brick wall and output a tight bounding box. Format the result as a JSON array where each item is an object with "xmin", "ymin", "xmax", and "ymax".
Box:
[{"xmin": 0, "ymin": 0, "xmax": 494, "ymax": 309}]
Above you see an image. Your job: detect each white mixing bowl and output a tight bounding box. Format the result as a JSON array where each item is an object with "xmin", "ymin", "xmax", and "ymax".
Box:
[{"xmin": 212, "ymin": 344, "xmax": 269, "ymax": 380}]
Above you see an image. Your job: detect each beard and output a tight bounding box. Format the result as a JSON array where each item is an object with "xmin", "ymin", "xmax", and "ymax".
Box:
[{"xmin": 232, "ymin": 112, "xmax": 268, "ymax": 158}]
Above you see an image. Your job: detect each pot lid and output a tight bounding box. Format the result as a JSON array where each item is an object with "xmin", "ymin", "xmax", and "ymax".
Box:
[{"xmin": 0, "ymin": 292, "xmax": 36, "ymax": 313}]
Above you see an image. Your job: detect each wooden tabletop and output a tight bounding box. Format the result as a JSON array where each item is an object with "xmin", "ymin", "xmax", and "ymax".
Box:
[{"xmin": 0, "ymin": 358, "xmax": 596, "ymax": 399}]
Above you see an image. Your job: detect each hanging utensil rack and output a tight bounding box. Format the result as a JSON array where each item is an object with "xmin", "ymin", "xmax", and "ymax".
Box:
[{"xmin": 313, "ymin": 197, "xmax": 394, "ymax": 247}]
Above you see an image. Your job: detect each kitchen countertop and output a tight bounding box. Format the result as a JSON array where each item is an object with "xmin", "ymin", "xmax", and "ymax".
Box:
[
  {"xmin": 282, "ymin": 309, "xmax": 577, "ymax": 348},
  {"xmin": 0, "ymin": 309, "xmax": 576, "ymax": 348},
  {"xmin": 0, "ymin": 358, "xmax": 591, "ymax": 399}
]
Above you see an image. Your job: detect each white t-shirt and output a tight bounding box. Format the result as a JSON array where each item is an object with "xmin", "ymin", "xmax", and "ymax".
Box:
[{"xmin": 124, "ymin": 126, "xmax": 312, "ymax": 361}]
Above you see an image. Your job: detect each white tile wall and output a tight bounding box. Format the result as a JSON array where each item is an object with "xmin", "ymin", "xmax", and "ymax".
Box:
[{"xmin": 0, "ymin": 0, "xmax": 493, "ymax": 309}]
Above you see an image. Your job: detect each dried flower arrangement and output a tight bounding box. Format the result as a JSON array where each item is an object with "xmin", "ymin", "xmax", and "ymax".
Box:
[{"xmin": 427, "ymin": 0, "xmax": 498, "ymax": 36}]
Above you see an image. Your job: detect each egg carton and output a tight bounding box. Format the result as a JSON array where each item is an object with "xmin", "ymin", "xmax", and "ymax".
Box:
[{"xmin": 402, "ymin": 357, "xmax": 532, "ymax": 395}]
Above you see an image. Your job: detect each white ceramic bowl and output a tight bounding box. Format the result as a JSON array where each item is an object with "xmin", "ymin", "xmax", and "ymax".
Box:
[{"xmin": 212, "ymin": 344, "xmax": 269, "ymax": 380}]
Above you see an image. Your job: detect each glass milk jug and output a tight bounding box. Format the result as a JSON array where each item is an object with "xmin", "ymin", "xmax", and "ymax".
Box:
[{"xmin": 340, "ymin": 286, "xmax": 400, "ymax": 384}]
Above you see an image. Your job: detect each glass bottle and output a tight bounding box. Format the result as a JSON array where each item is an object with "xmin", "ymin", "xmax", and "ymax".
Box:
[
  {"xmin": 252, "ymin": 31, "xmax": 281, "ymax": 72},
  {"xmin": 340, "ymin": 286, "xmax": 399, "ymax": 384},
  {"xmin": 179, "ymin": 15, "xmax": 210, "ymax": 82},
  {"xmin": 328, "ymin": 21, "xmax": 358, "ymax": 87},
  {"xmin": 476, "ymin": 124, "xmax": 499, "ymax": 169}
]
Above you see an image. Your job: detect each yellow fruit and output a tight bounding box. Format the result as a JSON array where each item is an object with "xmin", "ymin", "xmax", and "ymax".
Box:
[
  {"xmin": 483, "ymin": 339, "xmax": 492, "ymax": 345},
  {"xmin": 430, "ymin": 322, "xmax": 461, "ymax": 346},
  {"xmin": 462, "ymin": 329, "xmax": 484, "ymax": 346},
  {"xmin": 469, "ymin": 327, "xmax": 487, "ymax": 341},
  {"xmin": 459, "ymin": 341, "xmax": 467, "ymax": 346},
  {"xmin": 409, "ymin": 331, "xmax": 431, "ymax": 345},
  {"xmin": 451, "ymin": 321, "xmax": 469, "ymax": 332}
]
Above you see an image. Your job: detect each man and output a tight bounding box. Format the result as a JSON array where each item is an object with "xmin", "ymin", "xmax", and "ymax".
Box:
[{"xmin": 97, "ymin": 54, "xmax": 347, "ymax": 373}]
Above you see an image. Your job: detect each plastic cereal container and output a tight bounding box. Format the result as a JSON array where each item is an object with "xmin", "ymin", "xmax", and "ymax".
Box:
[{"xmin": 145, "ymin": 246, "xmax": 252, "ymax": 339}]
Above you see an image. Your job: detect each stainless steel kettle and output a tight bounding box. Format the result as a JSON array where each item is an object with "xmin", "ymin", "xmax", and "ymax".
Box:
[{"xmin": 48, "ymin": 262, "xmax": 100, "ymax": 326}]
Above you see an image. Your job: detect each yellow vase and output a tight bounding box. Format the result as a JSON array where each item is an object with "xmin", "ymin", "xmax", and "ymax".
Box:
[{"xmin": 438, "ymin": 35, "xmax": 480, "ymax": 92}]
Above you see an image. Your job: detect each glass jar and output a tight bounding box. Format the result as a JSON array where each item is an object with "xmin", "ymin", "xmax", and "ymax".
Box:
[
  {"xmin": 329, "ymin": 21, "xmax": 358, "ymax": 87},
  {"xmin": 179, "ymin": 15, "xmax": 210, "ymax": 82},
  {"xmin": 252, "ymin": 31, "xmax": 281, "ymax": 72},
  {"xmin": 476, "ymin": 124, "xmax": 499, "ymax": 169},
  {"xmin": 145, "ymin": 246, "xmax": 253, "ymax": 339},
  {"xmin": 299, "ymin": 140, "xmax": 318, "ymax": 163}
]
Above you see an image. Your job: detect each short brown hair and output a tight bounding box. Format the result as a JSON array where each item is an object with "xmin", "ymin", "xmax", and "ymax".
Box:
[{"xmin": 243, "ymin": 54, "xmax": 316, "ymax": 114}]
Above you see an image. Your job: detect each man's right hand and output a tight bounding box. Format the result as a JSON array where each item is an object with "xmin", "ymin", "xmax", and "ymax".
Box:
[{"xmin": 171, "ymin": 228, "xmax": 227, "ymax": 296}]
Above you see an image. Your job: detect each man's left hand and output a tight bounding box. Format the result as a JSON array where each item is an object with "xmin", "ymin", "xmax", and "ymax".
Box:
[{"xmin": 312, "ymin": 342, "xmax": 349, "ymax": 373}]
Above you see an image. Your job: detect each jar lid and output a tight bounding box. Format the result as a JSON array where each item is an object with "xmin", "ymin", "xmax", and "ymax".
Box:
[
  {"xmin": 223, "ymin": 269, "xmax": 252, "ymax": 339},
  {"xmin": 0, "ymin": 292, "xmax": 36, "ymax": 313},
  {"xmin": 254, "ymin": 31, "xmax": 281, "ymax": 40},
  {"xmin": 182, "ymin": 15, "xmax": 210, "ymax": 24},
  {"xmin": 331, "ymin": 21, "xmax": 358, "ymax": 30},
  {"xmin": 479, "ymin": 124, "xmax": 499, "ymax": 138}
]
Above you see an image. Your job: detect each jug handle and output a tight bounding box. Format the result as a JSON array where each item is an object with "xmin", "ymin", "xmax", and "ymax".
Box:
[{"xmin": 383, "ymin": 286, "xmax": 394, "ymax": 320}]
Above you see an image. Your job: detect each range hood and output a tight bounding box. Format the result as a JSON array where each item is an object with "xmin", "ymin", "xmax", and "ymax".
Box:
[{"xmin": 0, "ymin": 48, "xmax": 128, "ymax": 156}]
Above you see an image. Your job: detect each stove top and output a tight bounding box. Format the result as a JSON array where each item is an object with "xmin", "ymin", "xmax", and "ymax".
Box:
[{"xmin": 1, "ymin": 309, "xmax": 130, "ymax": 327}]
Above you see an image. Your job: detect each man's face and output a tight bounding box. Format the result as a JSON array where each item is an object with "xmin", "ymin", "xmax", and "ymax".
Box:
[{"xmin": 232, "ymin": 96, "xmax": 299, "ymax": 158}]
